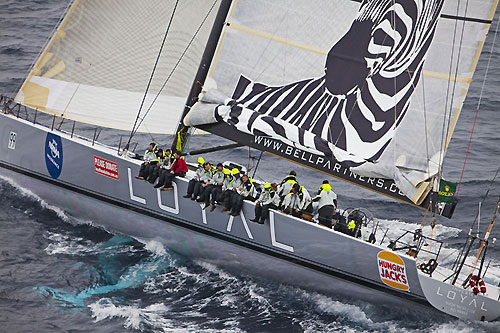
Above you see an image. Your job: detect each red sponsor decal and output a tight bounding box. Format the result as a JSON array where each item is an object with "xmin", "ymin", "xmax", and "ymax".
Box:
[{"xmin": 94, "ymin": 155, "xmax": 119, "ymax": 180}]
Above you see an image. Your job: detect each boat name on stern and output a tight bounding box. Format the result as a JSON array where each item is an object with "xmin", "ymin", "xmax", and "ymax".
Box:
[{"xmin": 436, "ymin": 285, "xmax": 487, "ymax": 314}]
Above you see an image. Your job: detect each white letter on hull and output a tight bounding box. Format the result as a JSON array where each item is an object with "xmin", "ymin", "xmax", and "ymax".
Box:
[
  {"xmin": 200, "ymin": 204, "xmax": 207, "ymax": 224},
  {"xmin": 127, "ymin": 168, "xmax": 146, "ymax": 204},
  {"xmin": 270, "ymin": 213, "xmax": 294, "ymax": 252},
  {"xmin": 227, "ymin": 211, "xmax": 253, "ymax": 239},
  {"xmin": 157, "ymin": 182, "xmax": 179, "ymax": 214}
]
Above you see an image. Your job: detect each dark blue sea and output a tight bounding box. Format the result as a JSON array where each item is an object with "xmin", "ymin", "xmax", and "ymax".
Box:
[{"xmin": 1, "ymin": 1, "xmax": 500, "ymax": 332}]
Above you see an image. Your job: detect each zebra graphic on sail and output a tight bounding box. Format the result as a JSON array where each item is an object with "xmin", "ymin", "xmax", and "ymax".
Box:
[{"xmin": 186, "ymin": 0, "xmax": 445, "ymax": 167}]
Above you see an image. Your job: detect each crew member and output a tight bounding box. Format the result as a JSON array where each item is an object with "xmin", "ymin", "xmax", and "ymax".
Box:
[
  {"xmin": 230, "ymin": 174, "xmax": 257, "ymax": 216},
  {"xmin": 222, "ymin": 168, "xmax": 242, "ymax": 212},
  {"xmin": 312, "ymin": 182, "xmax": 337, "ymax": 228},
  {"xmin": 146, "ymin": 148, "xmax": 166, "ymax": 184},
  {"xmin": 201, "ymin": 163, "xmax": 224, "ymax": 209},
  {"xmin": 194, "ymin": 162, "xmax": 213, "ymax": 201},
  {"xmin": 184, "ymin": 157, "xmax": 206, "ymax": 200},
  {"xmin": 282, "ymin": 183, "xmax": 311, "ymax": 218},
  {"xmin": 209, "ymin": 168, "xmax": 232, "ymax": 211},
  {"xmin": 250, "ymin": 182, "xmax": 279, "ymax": 224},
  {"xmin": 278, "ymin": 171, "xmax": 298, "ymax": 206},
  {"xmin": 156, "ymin": 151, "xmax": 188, "ymax": 190},
  {"xmin": 135, "ymin": 142, "xmax": 158, "ymax": 180}
]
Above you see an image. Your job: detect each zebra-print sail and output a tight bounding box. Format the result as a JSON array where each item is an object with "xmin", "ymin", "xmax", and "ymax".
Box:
[
  {"xmin": 183, "ymin": 0, "xmax": 495, "ymax": 207},
  {"xmin": 209, "ymin": 0, "xmax": 444, "ymax": 165}
]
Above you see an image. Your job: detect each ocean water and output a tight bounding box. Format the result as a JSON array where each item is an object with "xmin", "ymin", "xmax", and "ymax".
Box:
[{"xmin": 1, "ymin": 1, "xmax": 500, "ymax": 332}]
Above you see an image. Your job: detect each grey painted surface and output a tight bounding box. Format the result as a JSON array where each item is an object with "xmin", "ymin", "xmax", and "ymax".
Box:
[
  {"xmin": 418, "ymin": 273, "xmax": 500, "ymax": 321},
  {"xmin": 9, "ymin": 113, "xmax": 499, "ymax": 318}
]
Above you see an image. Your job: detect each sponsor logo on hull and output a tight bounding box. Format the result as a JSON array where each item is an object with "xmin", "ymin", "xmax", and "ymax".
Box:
[
  {"xmin": 94, "ymin": 156, "xmax": 119, "ymax": 180},
  {"xmin": 45, "ymin": 132, "xmax": 63, "ymax": 179},
  {"xmin": 377, "ymin": 251, "xmax": 409, "ymax": 291}
]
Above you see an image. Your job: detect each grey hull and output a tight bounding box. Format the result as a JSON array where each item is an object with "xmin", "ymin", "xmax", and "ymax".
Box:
[
  {"xmin": 418, "ymin": 273, "xmax": 500, "ymax": 321},
  {"xmin": 2, "ymin": 112, "xmax": 490, "ymax": 318}
]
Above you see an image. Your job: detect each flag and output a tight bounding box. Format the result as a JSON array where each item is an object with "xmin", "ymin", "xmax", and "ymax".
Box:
[{"xmin": 438, "ymin": 180, "xmax": 457, "ymax": 204}]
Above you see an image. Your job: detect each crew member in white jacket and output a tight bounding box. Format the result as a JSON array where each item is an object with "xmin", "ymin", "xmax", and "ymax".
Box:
[
  {"xmin": 312, "ymin": 182, "xmax": 337, "ymax": 228},
  {"xmin": 230, "ymin": 174, "xmax": 257, "ymax": 216},
  {"xmin": 251, "ymin": 182, "xmax": 280, "ymax": 224}
]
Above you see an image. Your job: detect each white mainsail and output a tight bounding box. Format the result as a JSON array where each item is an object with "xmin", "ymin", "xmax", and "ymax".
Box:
[
  {"xmin": 14, "ymin": 0, "xmax": 221, "ymax": 134},
  {"xmin": 184, "ymin": 0, "xmax": 498, "ymax": 205}
]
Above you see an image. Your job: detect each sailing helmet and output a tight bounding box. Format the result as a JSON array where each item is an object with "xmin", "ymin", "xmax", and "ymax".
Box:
[
  {"xmin": 222, "ymin": 168, "xmax": 230, "ymax": 175},
  {"xmin": 197, "ymin": 157, "xmax": 205, "ymax": 165},
  {"xmin": 264, "ymin": 182, "xmax": 272, "ymax": 189},
  {"xmin": 231, "ymin": 168, "xmax": 240, "ymax": 175}
]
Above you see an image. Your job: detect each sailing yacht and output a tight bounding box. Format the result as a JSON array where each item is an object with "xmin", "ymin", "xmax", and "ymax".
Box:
[{"xmin": 1, "ymin": 0, "xmax": 499, "ymax": 321}]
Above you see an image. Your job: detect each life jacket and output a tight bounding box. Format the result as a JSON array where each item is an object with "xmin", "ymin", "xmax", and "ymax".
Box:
[
  {"xmin": 212, "ymin": 169, "xmax": 225, "ymax": 184},
  {"xmin": 239, "ymin": 179, "xmax": 257, "ymax": 197},
  {"xmin": 297, "ymin": 186, "xmax": 312, "ymax": 209},
  {"xmin": 278, "ymin": 176, "xmax": 297, "ymax": 197},
  {"xmin": 222, "ymin": 174, "xmax": 234, "ymax": 191},
  {"xmin": 143, "ymin": 145, "xmax": 159, "ymax": 163}
]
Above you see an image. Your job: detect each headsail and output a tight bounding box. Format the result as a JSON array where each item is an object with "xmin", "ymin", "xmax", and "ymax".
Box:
[
  {"xmin": 14, "ymin": 0, "xmax": 221, "ymax": 134},
  {"xmin": 181, "ymin": 0, "xmax": 498, "ymax": 215}
]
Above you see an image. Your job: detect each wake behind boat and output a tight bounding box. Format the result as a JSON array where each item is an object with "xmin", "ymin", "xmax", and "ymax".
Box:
[{"xmin": 1, "ymin": 0, "xmax": 500, "ymax": 322}]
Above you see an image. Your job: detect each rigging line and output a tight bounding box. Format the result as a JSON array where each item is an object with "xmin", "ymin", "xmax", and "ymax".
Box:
[
  {"xmin": 392, "ymin": 0, "xmax": 397, "ymax": 166},
  {"xmin": 421, "ymin": 74, "xmax": 430, "ymax": 175},
  {"xmin": 438, "ymin": 0, "xmax": 461, "ymax": 183},
  {"xmin": 126, "ymin": 0, "xmax": 180, "ymax": 147},
  {"xmin": 131, "ymin": 0, "xmax": 219, "ymax": 138},
  {"xmin": 12, "ymin": 0, "xmax": 75, "ymax": 99},
  {"xmin": 441, "ymin": 0, "xmax": 470, "ymax": 173},
  {"xmin": 456, "ymin": 14, "xmax": 500, "ymax": 197},
  {"xmin": 466, "ymin": 164, "xmax": 500, "ymax": 231}
]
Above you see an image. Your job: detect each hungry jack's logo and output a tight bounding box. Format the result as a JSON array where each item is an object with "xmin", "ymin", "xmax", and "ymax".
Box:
[{"xmin": 377, "ymin": 251, "xmax": 409, "ymax": 291}]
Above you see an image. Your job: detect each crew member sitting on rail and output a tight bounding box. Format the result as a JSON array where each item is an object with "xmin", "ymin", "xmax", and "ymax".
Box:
[
  {"xmin": 278, "ymin": 171, "xmax": 298, "ymax": 206},
  {"xmin": 147, "ymin": 148, "xmax": 166, "ymax": 184},
  {"xmin": 250, "ymin": 182, "xmax": 280, "ymax": 224},
  {"xmin": 156, "ymin": 150, "xmax": 188, "ymax": 191},
  {"xmin": 209, "ymin": 168, "xmax": 232, "ymax": 212},
  {"xmin": 201, "ymin": 163, "xmax": 224, "ymax": 209},
  {"xmin": 153, "ymin": 149, "xmax": 174, "ymax": 188},
  {"xmin": 194, "ymin": 162, "xmax": 213, "ymax": 202},
  {"xmin": 282, "ymin": 183, "xmax": 312, "ymax": 218},
  {"xmin": 135, "ymin": 142, "xmax": 158, "ymax": 180},
  {"xmin": 222, "ymin": 168, "xmax": 242, "ymax": 212},
  {"xmin": 312, "ymin": 182, "xmax": 337, "ymax": 228},
  {"xmin": 184, "ymin": 157, "xmax": 206, "ymax": 200},
  {"xmin": 230, "ymin": 174, "xmax": 257, "ymax": 216}
]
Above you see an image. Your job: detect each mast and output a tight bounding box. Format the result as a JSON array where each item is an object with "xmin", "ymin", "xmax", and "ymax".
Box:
[{"xmin": 171, "ymin": 0, "xmax": 233, "ymax": 153}]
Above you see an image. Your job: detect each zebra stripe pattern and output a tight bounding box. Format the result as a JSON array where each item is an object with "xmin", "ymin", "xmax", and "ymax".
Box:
[{"xmin": 218, "ymin": 0, "xmax": 444, "ymax": 165}]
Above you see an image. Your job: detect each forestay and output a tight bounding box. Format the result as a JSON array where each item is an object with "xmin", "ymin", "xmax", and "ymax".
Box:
[
  {"xmin": 183, "ymin": 0, "xmax": 498, "ymax": 207},
  {"xmin": 14, "ymin": 0, "xmax": 220, "ymax": 134}
]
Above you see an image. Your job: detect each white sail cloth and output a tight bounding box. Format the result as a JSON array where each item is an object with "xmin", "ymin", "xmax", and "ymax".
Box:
[
  {"xmin": 184, "ymin": 0, "xmax": 497, "ymax": 203},
  {"xmin": 15, "ymin": 0, "xmax": 220, "ymax": 134}
]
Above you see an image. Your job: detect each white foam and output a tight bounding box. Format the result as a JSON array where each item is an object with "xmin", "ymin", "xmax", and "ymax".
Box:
[
  {"xmin": 43, "ymin": 231, "xmax": 100, "ymax": 255},
  {"xmin": 136, "ymin": 238, "xmax": 167, "ymax": 256},
  {"xmin": 89, "ymin": 298, "xmax": 240, "ymax": 332},
  {"xmin": 90, "ymin": 298, "xmax": 171, "ymax": 331},
  {"xmin": 0, "ymin": 175, "xmax": 73, "ymax": 222}
]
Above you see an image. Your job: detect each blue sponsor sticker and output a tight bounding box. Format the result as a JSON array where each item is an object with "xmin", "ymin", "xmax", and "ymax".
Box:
[{"xmin": 45, "ymin": 132, "xmax": 63, "ymax": 179}]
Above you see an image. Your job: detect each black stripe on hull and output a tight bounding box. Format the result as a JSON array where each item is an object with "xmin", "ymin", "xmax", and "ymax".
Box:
[{"xmin": 0, "ymin": 159, "xmax": 430, "ymax": 308}]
